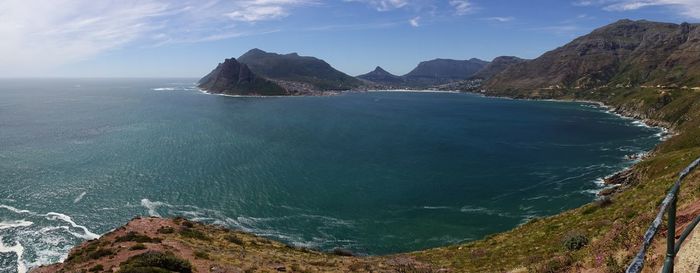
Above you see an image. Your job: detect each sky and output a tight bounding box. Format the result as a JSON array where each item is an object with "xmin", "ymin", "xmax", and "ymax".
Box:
[{"xmin": 1, "ymin": 0, "xmax": 699, "ymax": 78}]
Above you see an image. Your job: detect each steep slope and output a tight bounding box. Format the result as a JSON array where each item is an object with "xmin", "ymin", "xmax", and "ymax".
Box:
[
  {"xmin": 357, "ymin": 66, "xmax": 405, "ymax": 85},
  {"xmin": 470, "ymin": 56, "xmax": 525, "ymax": 80},
  {"xmin": 403, "ymin": 58, "xmax": 488, "ymax": 87},
  {"xmin": 485, "ymin": 20, "xmax": 700, "ymax": 91},
  {"xmin": 238, "ymin": 48, "xmax": 363, "ymax": 90},
  {"xmin": 198, "ymin": 58, "xmax": 286, "ymax": 96}
]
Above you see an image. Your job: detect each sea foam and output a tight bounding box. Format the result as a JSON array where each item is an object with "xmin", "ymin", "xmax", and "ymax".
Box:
[{"xmin": 0, "ymin": 238, "xmax": 27, "ymax": 273}]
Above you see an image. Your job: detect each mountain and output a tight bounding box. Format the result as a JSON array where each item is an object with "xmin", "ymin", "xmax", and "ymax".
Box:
[
  {"xmin": 485, "ymin": 20, "xmax": 700, "ymax": 91},
  {"xmin": 238, "ymin": 48, "xmax": 363, "ymax": 90},
  {"xmin": 357, "ymin": 66, "xmax": 405, "ymax": 85},
  {"xmin": 403, "ymin": 58, "xmax": 489, "ymax": 87},
  {"xmin": 198, "ymin": 58, "xmax": 286, "ymax": 96},
  {"xmin": 470, "ymin": 56, "xmax": 526, "ymax": 80}
]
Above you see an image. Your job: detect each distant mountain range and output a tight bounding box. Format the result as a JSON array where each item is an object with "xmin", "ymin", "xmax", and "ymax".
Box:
[
  {"xmin": 357, "ymin": 66, "xmax": 405, "ymax": 86},
  {"xmin": 200, "ymin": 19, "xmax": 700, "ymax": 96},
  {"xmin": 199, "ymin": 49, "xmax": 363, "ymax": 95},
  {"xmin": 402, "ymin": 58, "xmax": 489, "ymax": 87},
  {"xmin": 470, "ymin": 56, "xmax": 525, "ymax": 80}
]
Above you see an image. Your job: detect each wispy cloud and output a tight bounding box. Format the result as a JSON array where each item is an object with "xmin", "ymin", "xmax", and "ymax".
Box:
[
  {"xmin": 348, "ymin": 0, "xmax": 477, "ymax": 16},
  {"xmin": 345, "ymin": 0, "xmax": 409, "ymax": 11},
  {"xmin": 449, "ymin": 0, "xmax": 475, "ymax": 15},
  {"xmin": 573, "ymin": 0, "xmax": 700, "ymax": 19},
  {"xmin": 225, "ymin": 0, "xmax": 316, "ymax": 22},
  {"xmin": 0, "ymin": 0, "xmax": 311, "ymax": 74},
  {"xmin": 484, "ymin": 16, "xmax": 515, "ymax": 22},
  {"xmin": 409, "ymin": 16, "xmax": 421, "ymax": 27}
]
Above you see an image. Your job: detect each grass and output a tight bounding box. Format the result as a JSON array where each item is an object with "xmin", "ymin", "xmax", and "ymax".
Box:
[
  {"xmin": 116, "ymin": 231, "xmax": 162, "ymax": 243},
  {"xmin": 117, "ymin": 251, "xmax": 192, "ymax": 273}
]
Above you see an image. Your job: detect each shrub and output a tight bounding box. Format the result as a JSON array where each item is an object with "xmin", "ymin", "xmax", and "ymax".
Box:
[
  {"xmin": 595, "ymin": 196, "xmax": 613, "ymax": 208},
  {"xmin": 605, "ymin": 255, "xmax": 624, "ymax": 273},
  {"xmin": 88, "ymin": 248, "xmax": 115, "ymax": 260},
  {"xmin": 332, "ymin": 248, "xmax": 354, "ymax": 257},
  {"xmin": 117, "ymin": 251, "xmax": 192, "ymax": 273},
  {"xmin": 179, "ymin": 228, "xmax": 210, "ymax": 241},
  {"xmin": 564, "ymin": 234, "xmax": 589, "ymax": 251},
  {"xmin": 89, "ymin": 264, "xmax": 104, "ymax": 272},
  {"xmin": 129, "ymin": 243, "xmax": 147, "ymax": 251},
  {"xmin": 157, "ymin": 226, "xmax": 175, "ymax": 234},
  {"xmin": 116, "ymin": 232, "xmax": 162, "ymax": 243},
  {"xmin": 225, "ymin": 234, "xmax": 244, "ymax": 245},
  {"xmin": 194, "ymin": 250, "xmax": 209, "ymax": 260},
  {"xmin": 181, "ymin": 221, "xmax": 194, "ymax": 228}
]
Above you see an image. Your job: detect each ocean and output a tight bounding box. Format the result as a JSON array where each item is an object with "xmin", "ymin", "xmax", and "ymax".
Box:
[{"xmin": 0, "ymin": 78, "xmax": 662, "ymax": 272}]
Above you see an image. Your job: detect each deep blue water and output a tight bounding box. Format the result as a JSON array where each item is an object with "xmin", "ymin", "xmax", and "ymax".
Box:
[{"xmin": 0, "ymin": 79, "xmax": 662, "ymax": 271}]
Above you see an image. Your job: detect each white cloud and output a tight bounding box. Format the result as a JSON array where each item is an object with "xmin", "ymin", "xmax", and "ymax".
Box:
[
  {"xmin": 409, "ymin": 16, "xmax": 421, "ymax": 27},
  {"xmin": 605, "ymin": 0, "xmax": 700, "ymax": 18},
  {"xmin": 226, "ymin": 0, "xmax": 315, "ymax": 22},
  {"xmin": 449, "ymin": 0, "xmax": 474, "ymax": 15},
  {"xmin": 346, "ymin": 0, "xmax": 409, "ymax": 11},
  {"xmin": 0, "ymin": 0, "xmax": 311, "ymax": 75},
  {"xmin": 573, "ymin": 0, "xmax": 700, "ymax": 19},
  {"xmin": 485, "ymin": 16, "xmax": 515, "ymax": 22}
]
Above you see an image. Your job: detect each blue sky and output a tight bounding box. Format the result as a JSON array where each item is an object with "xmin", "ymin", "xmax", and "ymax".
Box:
[{"xmin": 1, "ymin": 0, "xmax": 698, "ymax": 77}]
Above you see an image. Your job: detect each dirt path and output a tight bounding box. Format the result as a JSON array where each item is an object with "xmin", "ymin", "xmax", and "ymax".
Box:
[{"xmin": 676, "ymin": 226, "xmax": 700, "ymax": 273}]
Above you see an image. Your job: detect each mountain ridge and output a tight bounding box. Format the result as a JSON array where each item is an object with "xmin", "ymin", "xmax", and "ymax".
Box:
[
  {"xmin": 484, "ymin": 19, "xmax": 700, "ymax": 92},
  {"xmin": 237, "ymin": 48, "xmax": 363, "ymax": 91}
]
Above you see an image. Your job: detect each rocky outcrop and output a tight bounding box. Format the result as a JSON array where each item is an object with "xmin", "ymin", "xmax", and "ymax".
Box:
[{"xmin": 198, "ymin": 58, "xmax": 286, "ymax": 96}]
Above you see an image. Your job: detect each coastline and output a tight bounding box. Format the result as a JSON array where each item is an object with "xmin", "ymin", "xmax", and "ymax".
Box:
[
  {"xmin": 22, "ymin": 85, "xmax": 689, "ymax": 273},
  {"xmin": 463, "ymin": 90, "xmax": 675, "ymax": 197}
]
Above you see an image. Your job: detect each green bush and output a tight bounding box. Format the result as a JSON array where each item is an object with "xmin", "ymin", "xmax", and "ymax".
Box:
[
  {"xmin": 89, "ymin": 264, "xmax": 104, "ymax": 272},
  {"xmin": 116, "ymin": 231, "xmax": 162, "ymax": 243},
  {"xmin": 563, "ymin": 234, "xmax": 589, "ymax": 251},
  {"xmin": 157, "ymin": 226, "xmax": 175, "ymax": 234},
  {"xmin": 129, "ymin": 243, "xmax": 147, "ymax": 251},
  {"xmin": 117, "ymin": 251, "xmax": 192, "ymax": 273},
  {"xmin": 225, "ymin": 234, "xmax": 244, "ymax": 245},
  {"xmin": 179, "ymin": 228, "xmax": 210, "ymax": 241},
  {"xmin": 88, "ymin": 248, "xmax": 115, "ymax": 260},
  {"xmin": 194, "ymin": 250, "xmax": 209, "ymax": 260}
]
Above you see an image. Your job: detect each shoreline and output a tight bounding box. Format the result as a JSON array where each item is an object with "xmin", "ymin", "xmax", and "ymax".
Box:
[{"xmin": 463, "ymin": 90, "xmax": 676, "ymax": 198}]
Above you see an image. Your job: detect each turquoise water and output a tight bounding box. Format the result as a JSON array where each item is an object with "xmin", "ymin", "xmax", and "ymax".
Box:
[{"xmin": 0, "ymin": 79, "xmax": 662, "ymax": 271}]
